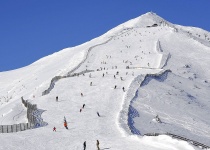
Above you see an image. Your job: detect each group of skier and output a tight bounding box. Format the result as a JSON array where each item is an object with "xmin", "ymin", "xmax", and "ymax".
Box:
[
  {"xmin": 83, "ymin": 140, "xmax": 100, "ymax": 150},
  {"xmin": 52, "ymin": 69, "xmax": 129, "ymax": 149},
  {"xmin": 53, "ymin": 115, "xmax": 101, "ymax": 149},
  {"xmin": 80, "ymin": 104, "xmax": 85, "ymax": 112},
  {"xmin": 53, "ymin": 116, "xmax": 68, "ymax": 131}
]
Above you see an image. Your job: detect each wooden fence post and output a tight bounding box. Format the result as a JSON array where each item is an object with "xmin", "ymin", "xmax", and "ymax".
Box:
[{"xmin": 12, "ymin": 124, "xmax": 17, "ymax": 132}]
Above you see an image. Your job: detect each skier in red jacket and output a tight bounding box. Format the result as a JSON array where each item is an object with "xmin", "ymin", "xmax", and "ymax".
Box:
[{"xmin": 64, "ymin": 121, "xmax": 68, "ymax": 129}]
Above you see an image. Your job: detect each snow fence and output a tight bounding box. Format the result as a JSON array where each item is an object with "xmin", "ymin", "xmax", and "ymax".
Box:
[
  {"xmin": 0, "ymin": 123, "xmax": 33, "ymax": 133},
  {"xmin": 42, "ymin": 37, "xmax": 113, "ymax": 96},
  {"xmin": 119, "ymin": 69, "xmax": 171, "ymax": 136},
  {"xmin": 0, "ymin": 97, "xmax": 47, "ymax": 133},
  {"xmin": 119, "ymin": 74, "xmax": 145, "ymax": 136},
  {"xmin": 21, "ymin": 97, "xmax": 47, "ymax": 128},
  {"xmin": 144, "ymin": 133, "xmax": 210, "ymax": 149},
  {"xmin": 42, "ymin": 69, "xmax": 94, "ymax": 95}
]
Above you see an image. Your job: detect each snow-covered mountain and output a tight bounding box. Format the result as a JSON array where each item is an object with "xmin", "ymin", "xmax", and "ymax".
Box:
[{"xmin": 0, "ymin": 12, "xmax": 210, "ymax": 150}]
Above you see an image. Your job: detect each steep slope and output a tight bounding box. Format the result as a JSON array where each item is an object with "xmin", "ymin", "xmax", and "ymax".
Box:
[
  {"xmin": 0, "ymin": 12, "xmax": 210, "ymax": 150},
  {"xmin": 0, "ymin": 36, "xmax": 108, "ymax": 105},
  {"xmin": 130, "ymin": 71, "xmax": 210, "ymax": 145}
]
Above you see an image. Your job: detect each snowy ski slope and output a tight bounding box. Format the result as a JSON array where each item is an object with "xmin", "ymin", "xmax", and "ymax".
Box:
[{"xmin": 0, "ymin": 12, "xmax": 210, "ymax": 150}]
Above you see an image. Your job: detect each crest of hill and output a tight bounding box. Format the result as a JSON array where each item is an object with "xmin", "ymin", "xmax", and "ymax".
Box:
[{"xmin": 106, "ymin": 12, "xmax": 172, "ymax": 35}]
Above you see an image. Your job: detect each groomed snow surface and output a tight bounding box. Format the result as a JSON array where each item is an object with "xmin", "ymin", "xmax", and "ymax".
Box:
[{"xmin": 0, "ymin": 12, "xmax": 210, "ymax": 150}]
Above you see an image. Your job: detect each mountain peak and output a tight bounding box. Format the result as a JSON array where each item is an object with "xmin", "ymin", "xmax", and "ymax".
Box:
[
  {"xmin": 106, "ymin": 12, "xmax": 169, "ymax": 35},
  {"xmin": 131, "ymin": 12, "xmax": 166, "ymax": 27},
  {"xmin": 142, "ymin": 11, "xmax": 159, "ymax": 17}
]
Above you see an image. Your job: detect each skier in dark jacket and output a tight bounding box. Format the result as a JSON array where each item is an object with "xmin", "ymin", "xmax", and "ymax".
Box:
[
  {"xmin": 83, "ymin": 141, "xmax": 86, "ymax": 150},
  {"xmin": 96, "ymin": 140, "xmax": 100, "ymax": 150},
  {"xmin": 122, "ymin": 87, "xmax": 125, "ymax": 92},
  {"xmin": 97, "ymin": 112, "xmax": 100, "ymax": 117},
  {"xmin": 82, "ymin": 104, "xmax": 85, "ymax": 109}
]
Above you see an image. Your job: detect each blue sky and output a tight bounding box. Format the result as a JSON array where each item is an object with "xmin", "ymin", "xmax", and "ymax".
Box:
[{"xmin": 0, "ymin": 0, "xmax": 210, "ymax": 72}]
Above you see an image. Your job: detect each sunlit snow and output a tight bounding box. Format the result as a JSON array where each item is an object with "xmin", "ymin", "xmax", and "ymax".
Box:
[{"xmin": 0, "ymin": 12, "xmax": 210, "ymax": 150}]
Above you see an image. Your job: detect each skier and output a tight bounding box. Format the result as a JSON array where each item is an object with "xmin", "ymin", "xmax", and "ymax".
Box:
[
  {"xmin": 53, "ymin": 127, "xmax": 56, "ymax": 132},
  {"xmin": 116, "ymin": 71, "xmax": 119, "ymax": 75},
  {"xmin": 97, "ymin": 112, "xmax": 100, "ymax": 117},
  {"xmin": 96, "ymin": 140, "xmax": 100, "ymax": 150},
  {"xmin": 120, "ymin": 77, "xmax": 123, "ymax": 81},
  {"xmin": 82, "ymin": 104, "xmax": 85, "ymax": 109},
  {"xmin": 114, "ymin": 75, "xmax": 116, "ymax": 79},
  {"xmin": 103, "ymin": 73, "xmax": 105, "ymax": 77},
  {"xmin": 90, "ymin": 82, "xmax": 92, "ymax": 86},
  {"xmin": 155, "ymin": 115, "xmax": 162, "ymax": 123},
  {"xmin": 114, "ymin": 85, "xmax": 117, "ymax": 89},
  {"xmin": 64, "ymin": 121, "xmax": 68, "ymax": 129},
  {"xmin": 122, "ymin": 87, "xmax": 125, "ymax": 92},
  {"xmin": 81, "ymin": 93, "xmax": 83, "ymax": 97},
  {"xmin": 80, "ymin": 108, "xmax": 82, "ymax": 112},
  {"xmin": 56, "ymin": 96, "xmax": 58, "ymax": 102},
  {"xmin": 83, "ymin": 141, "xmax": 86, "ymax": 150}
]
